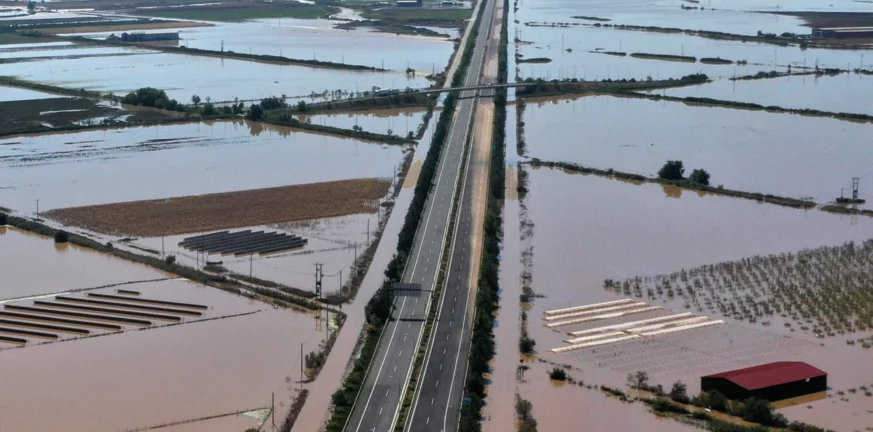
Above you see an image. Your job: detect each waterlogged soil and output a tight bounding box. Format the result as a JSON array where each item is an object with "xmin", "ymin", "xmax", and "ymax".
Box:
[
  {"xmin": 0, "ymin": 97, "xmax": 174, "ymax": 136},
  {"xmin": 659, "ymin": 73, "xmax": 873, "ymax": 116},
  {"xmin": 0, "ymin": 226, "xmax": 170, "ymax": 300},
  {"xmin": 521, "ymin": 95, "xmax": 873, "ymax": 206},
  {"xmin": 46, "ymin": 177, "xmax": 391, "ymax": 236},
  {"xmin": 518, "ymin": 167, "xmax": 873, "ymax": 431},
  {"xmin": 2, "ymin": 42, "xmax": 431, "ymax": 102},
  {"xmin": 0, "ymin": 120, "xmax": 406, "ymax": 213}
]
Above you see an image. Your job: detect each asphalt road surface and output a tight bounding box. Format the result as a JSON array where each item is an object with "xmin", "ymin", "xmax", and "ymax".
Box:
[{"xmin": 343, "ymin": 0, "xmax": 498, "ymax": 430}]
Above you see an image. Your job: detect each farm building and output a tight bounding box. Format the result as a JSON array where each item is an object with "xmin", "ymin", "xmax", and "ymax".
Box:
[
  {"xmin": 121, "ymin": 31, "xmax": 180, "ymax": 42},
  {"xmin": 812, "ymin": 27, "xmax": 873, "ymax": 39},
  {"xmin": 701, "ymin": 362, "xmax": 827, "ymax": 402}
]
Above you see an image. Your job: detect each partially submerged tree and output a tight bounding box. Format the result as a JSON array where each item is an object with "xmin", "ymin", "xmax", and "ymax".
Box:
[{"xmin": 658, "ymin": 160, "xmax": 685, "ymax": 181}]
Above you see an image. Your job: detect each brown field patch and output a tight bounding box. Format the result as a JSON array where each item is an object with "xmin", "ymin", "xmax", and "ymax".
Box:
[{"xmin": 45, "ymin": 178, "xmax": 392, "ymax": 237}]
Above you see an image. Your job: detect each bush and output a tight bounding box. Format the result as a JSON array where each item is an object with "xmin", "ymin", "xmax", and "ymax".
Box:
[
  {"xmin": 689, "ymin": 169, "xmax": 710, "ymax": 185},
  {"xmin": 519, "ymin": 336, "xmax": 536, "ymax": 354},
  {"xmin": 165, "ymin": 255, "xmax": 176, "ymax": 265},
  {"xmin": 658, "ymin": 160, "xmax": 685, "ymax": 180},
  {"xmin": 650, "ymin": 397, "xmax": 690, "ymax": 414},
  {"xmin": 0, "ymin": 212, "xmax": 6, "ymax": 225},
  {"xmin": 54, "ymin": 230, "xmax": 69, "ymax": 243},
  {"xmin": 549, "ymin": 367, "xmax": 568, "ymax": 381}
]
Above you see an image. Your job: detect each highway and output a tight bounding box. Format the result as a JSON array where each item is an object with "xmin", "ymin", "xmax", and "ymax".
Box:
[{"xmin": 343, "ymin": 0, "xmax": 498, "ymax": 430}]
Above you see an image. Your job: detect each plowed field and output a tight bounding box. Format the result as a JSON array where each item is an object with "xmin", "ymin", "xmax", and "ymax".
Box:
[{"xmin": 45, "ymin": 178, "xmax": 391, "ymax": 237}]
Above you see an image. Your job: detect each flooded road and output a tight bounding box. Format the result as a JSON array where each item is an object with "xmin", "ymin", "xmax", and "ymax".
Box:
[
  {"xmin": 0, "ymin": 120, "xmax": 406, "ymax": 212},
  {"xmin": 522, "ymin": 95, "xmax": 873, "ymax": 206}
]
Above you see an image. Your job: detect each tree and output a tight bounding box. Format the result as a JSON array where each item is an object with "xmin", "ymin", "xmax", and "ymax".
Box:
[
  {"xmin": 658, "ymin": 160, "xmax": 685, "ymax": 180},
  {"xmin": 248, "ymin": 104, "xmax": 264, "ymax": 121},
  {"xmin": 0, "ymin": 212, "xmax": 6, "ymax": 225},
  {"xmin": 201, "ymin": 103, "xmax": 216, "ymax": 116},
  {"xmin": 27, "ymin": 1, "xmax": 35, "ymax": 12},
  {"xmin": 689, "ymin": 168, "xmax": 710, "ymax": 185},
  {"xmin": 191, "ymin": 95, "xmax": 201, "ymax": 106},
  {"xmin": 669, "ymin": 380, "xmax": 690, "ymax": 404},
  {"xmin": 708, "ymin": 390, "xmax": 728, "ymax": 412},
  {"xmin": 296, "ymin": 100, "xmax": 311, "ymax": 113},
  {"xmin": 165, "ymin": 255, "xmax": 176, "ymax": 265},
  {"xmin": 627, "ymin": 370, "xmax": 649, "ymax": 389}
]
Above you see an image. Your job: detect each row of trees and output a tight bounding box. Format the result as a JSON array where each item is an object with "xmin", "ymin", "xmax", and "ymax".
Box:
[{"xmin": 658, "ymin": 160, "xmax": 710, "ymax": 185}]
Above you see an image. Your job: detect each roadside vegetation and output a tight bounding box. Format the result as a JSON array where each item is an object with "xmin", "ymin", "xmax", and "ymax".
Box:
[
  {"xmin": 323, "ymin": 1, "xmax": 486, "ymax": 429},
  {"xmin": 458, "ymin": 0, "xmax": 507, "ymax": 430}
]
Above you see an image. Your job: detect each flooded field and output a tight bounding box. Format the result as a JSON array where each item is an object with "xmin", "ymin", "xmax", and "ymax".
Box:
[
  {"xmin": 0, "ymin": 85, "xmax": 57, "ymax": 102},
  {"xmin": 0, "ymin": 227, "xmax": 323, "ymax": 432},
  {"xmin": 515, "ymin": 167, "xmax": 873, "ymax": 431},
  {"xmin": 521, "ymin": 95, "xmax": 873, "ymax": 205},
  {"xmin": 0, "ymin": 120, "xmax": 406, "ymax": 212},
  {"xmin": 133, "ymin": 212, "xmax": 381, "ymax": 292},
  {"xmin": 304, "ymin": 106, "xmax": 430, "ymax": 137},
  {"xmin": 0, "ymin": 227, "xmax": 168, "ymax": 300},
  {"xmin": 2, "ymin": 42, "xmax": 430, "ymax": 102},
  {"xmin": 659, "ymin": 73, "xmax": 873, "ymax": 116}
]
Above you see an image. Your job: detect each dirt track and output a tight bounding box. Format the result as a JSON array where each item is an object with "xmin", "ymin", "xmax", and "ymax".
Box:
[{"xmin": 45, "ymin": 178, "xmax": 392, "ymax": 237}]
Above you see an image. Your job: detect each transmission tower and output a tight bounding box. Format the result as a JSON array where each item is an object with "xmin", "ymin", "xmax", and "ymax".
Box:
[{"xmin": 314, "ymin": 263, "xmax": 324, "ymax": 298}]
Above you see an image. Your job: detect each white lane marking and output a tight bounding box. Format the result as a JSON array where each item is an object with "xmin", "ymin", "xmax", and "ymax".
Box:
[
  {"xmin": 379, "ymin": 407, "xmax": 383, "ymax": 416},
  {"xmin": 353, "ymin": 295, "xmax": 410, "ymax": 432}
]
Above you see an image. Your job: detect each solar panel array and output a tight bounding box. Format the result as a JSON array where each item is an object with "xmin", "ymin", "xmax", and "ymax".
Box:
[
  {"xmin": 0, "ymin": 290, "xmax": 209, "ymax": 347},
  {"xmin": 179, "ymin": 230, "xmax": 307, "ymax": 256}
]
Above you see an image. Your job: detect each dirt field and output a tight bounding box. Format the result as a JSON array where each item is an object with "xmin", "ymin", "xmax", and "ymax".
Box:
[
  {"xmin": 45, "ymin": 178, "xmax": 392, "ymax": 237},
  {"xmin": 0, "ymin": 98, "xmax": 176, "ymax": 137},
  {"xmin": 778, "ymin": 11, "xmax": 873, "ymax": 28}
]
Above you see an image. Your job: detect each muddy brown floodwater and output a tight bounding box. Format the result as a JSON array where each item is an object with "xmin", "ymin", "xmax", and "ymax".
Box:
[
  {"xmin": 0, "ymin": 227, "xmax": 170, "ymax": 300},
  {"xmin": 0, "ymin": 120, "xmax": 405, "ymax": 213},
  {"xmin": 522, "ymin": 95, "xmax": 873, "ymax": 207},
  {"xmin": 0, "ymin": 228, "xmax": 324, "ymax": 432},
  {"xmin": 516, "ymin": 167, "xmax": 873, "ymax": 432}
]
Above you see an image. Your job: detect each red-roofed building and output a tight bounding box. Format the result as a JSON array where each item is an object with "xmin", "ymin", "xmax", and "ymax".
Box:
[{"xmin": 701, "ymin": 362, "xmax": 827, "ymax": 402}]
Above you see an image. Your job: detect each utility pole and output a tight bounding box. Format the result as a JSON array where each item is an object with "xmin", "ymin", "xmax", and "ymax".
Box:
[
  {"xmin": 35, "ymin": 199, "xmax": 40, "ymax": 220},
  {"xmin": 853, "ymin": 177, "xmax": 861, "ymax": 201},
  {"xmin": 161, "ymin": 236, "xmax": 165, "ymax": 258},
  {"xmin": 272, "ymin": 392, "xmax": 276, "ymax": 431},
  {"xmin": 250, "ymin": 254, "xmax": 254, "ymax": 278},
  {"xmin": 367, "ymin": 219, "xmax": 370, "ymax": 244},
  {"xmin": 300, "ymin": 343, "xmax": 304, "ymax": 390},
  {"xmin": 314, "ymin": 263, "xmax": 324, "ymax": 298}
]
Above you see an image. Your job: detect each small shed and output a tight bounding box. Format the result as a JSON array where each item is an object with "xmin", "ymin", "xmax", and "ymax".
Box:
[{"xmin": 701, "ymin": 361, "xmax": 826, "ymax": 402}]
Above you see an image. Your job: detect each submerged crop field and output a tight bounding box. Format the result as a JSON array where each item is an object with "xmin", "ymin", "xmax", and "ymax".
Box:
[{"xmin": 495, "ymin": 0, "xmax": 873, "ymax": 430}]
